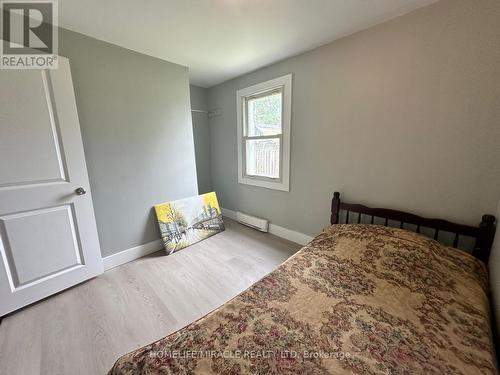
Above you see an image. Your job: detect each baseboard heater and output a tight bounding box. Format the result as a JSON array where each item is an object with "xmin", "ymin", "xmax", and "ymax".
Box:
[{"xmin": 236, "ymin": 211, "xmax": 269, "ymax": 232}]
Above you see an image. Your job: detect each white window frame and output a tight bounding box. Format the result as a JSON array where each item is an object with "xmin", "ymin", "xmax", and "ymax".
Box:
[{"xmin": 236, "ymin": 74, "xmax": 292, "ymax": 192}]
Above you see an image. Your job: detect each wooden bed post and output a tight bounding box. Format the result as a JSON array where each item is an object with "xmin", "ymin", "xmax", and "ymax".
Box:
[
  {"xmin": 474, "ymin": 214, "xmax": 496, "ymax": 262},
  {"xmin": 328, "ymin": 192, "xmax": 496, "ymax": 263},
  {"xmin": 331, "ymin": 192, "xmax": 340, "ymax": 224}
]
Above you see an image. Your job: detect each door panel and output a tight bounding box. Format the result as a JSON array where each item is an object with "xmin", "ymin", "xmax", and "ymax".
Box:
[
  {"xmin": 0, "ymin": 57, "xmax": 103, "ymax": 316},
  {"xmin": 0, "ymin": 205, "xmax": 82, "ymax": 288},
  {"xmin": 0, "ymin": 70, "xmax": 67, "ymax": 187}
]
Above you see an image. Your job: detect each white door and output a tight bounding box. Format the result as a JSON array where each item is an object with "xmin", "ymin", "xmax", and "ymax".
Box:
[{"xmin": 0, "ymin": 57, "xmax": 103, "ymax": 316}]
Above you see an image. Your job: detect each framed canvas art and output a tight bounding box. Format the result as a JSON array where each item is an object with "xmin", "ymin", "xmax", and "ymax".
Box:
[{"xmin": 154, "ymin": 192, "xmax": 225, "ymax": 254}]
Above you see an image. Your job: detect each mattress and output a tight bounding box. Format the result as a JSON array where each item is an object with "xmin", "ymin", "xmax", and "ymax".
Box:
[{"xmin": 109, "ymin": 224, "xmax": 496, "ymax": 374}]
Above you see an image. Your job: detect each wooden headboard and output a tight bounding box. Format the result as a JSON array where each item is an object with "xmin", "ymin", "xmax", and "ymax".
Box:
[{"xmin": 330, "ymin": 192, "xmax": 496, "ymax": 262}]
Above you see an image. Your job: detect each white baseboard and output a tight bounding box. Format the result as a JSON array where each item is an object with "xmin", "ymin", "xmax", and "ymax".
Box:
[
  {"xmin": 221, "ymin": 207, "xmax": 314, "ymax": 246},
  {"xmin": 268, "ymin": 223, "xmax": 314, "ymax": 246},
  {"xmin": 102, "ymin": 210, "xmax": 313, "ymax": 272},
  {"xmin": 102, "ymin": 239, "xmax": 163, "ymax": 271}
]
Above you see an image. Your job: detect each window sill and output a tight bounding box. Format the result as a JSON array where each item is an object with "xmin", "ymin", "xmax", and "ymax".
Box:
[{"xmin": 238, "ymin": 175, "xmax": 289, "ymax": 192}]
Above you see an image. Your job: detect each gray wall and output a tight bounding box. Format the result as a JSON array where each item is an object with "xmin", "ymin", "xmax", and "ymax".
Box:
[
  {"xmin": 59, "ymin": 29, "xmax": 198, "ymax": 257},
  {"xmin": 207, "ymin": 0, "xmax": 500, "ymax": 237},
  {"xmin": 190, "ymin": 85, "xmax": 212, "ymax": 194}
]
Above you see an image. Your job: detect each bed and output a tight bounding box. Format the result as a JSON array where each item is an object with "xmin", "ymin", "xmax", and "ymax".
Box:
[{"xmin": 109, "ymin": 192, "xmax": 497, "ymax": 374}]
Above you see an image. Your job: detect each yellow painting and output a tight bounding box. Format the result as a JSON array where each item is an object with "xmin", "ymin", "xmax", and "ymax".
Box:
[{"xmin": 154, "ymin": 192, "xmax": 225, "ymax": 254}]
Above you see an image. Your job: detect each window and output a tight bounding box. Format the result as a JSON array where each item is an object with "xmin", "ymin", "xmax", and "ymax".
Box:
[{"xmin": 237, "ymin": 74, "xmax": 292, "ymax": 191}]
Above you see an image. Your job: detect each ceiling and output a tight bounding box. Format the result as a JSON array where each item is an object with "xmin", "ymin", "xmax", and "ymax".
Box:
[{"xmin": 59, "ymin": 0, "xmax": 438, "ymax": 87}]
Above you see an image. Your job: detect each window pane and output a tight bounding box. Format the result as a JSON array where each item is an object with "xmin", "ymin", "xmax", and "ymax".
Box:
[
  {"xmin": 245, "ymin": 138, "xmax": 280, "ymax": 179},
  {"xmin": 246, "ymin": 91, "xmax": 282, "ymax": 136}
]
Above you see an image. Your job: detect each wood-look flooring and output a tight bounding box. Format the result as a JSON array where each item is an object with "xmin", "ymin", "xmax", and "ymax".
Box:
[{"xmin": 0, "ymin": 219, "xmax": 301, "ymax": 375}]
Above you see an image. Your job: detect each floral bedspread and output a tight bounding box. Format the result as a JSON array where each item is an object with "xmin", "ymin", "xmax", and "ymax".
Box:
[{"xmin": 109, "ymin": 225, "xmax": 496, "ymax": 375}]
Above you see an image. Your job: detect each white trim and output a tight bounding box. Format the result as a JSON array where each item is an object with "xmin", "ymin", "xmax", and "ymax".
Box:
[
  {"xmin": 102, "ymin": 240, "xmax": 163, "ymax": 271},
  {"xmin": 268, "ymin": 223, "xmax": 313, "ymax": 246},
  {"xmin": 236, "ymin": 74, "xmax": 292, "ymax": 192},
  {"xmin": 102, "ymin": 209, "xmax": 313, "ymax": 272},
  {"xmin": 221, "ymin": 208, "xmax": 313, "ymax": 246}
]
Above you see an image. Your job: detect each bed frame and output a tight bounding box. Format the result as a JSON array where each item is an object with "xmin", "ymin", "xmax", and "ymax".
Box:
[{"xmin": 330, "ymin": 192, "xmax": 496, "ymax": 262}]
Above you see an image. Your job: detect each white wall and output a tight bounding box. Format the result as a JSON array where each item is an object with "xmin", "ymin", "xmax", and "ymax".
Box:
[{"xmin": 207, "ymin": 0, "xmax": 500, "ymax": 237}]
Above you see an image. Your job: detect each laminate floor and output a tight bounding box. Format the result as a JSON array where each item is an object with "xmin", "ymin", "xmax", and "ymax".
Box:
[{"xmin": 0, "ymin": 219, "xmax": 301, "ymax": 375}]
